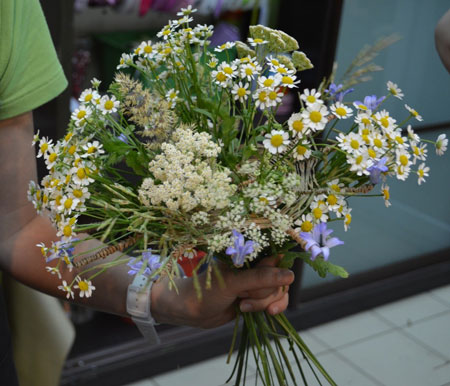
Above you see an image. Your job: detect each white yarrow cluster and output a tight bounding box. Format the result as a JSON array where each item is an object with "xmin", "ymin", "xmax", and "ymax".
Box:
[{"xmin": 139, "ymin": 126, "xmax": 236, "ymax": 212}]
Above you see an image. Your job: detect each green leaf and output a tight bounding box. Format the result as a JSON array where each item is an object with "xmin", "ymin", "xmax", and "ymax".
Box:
[
  {"xmin": 301, "ymin": 255, "xmax": 349, "ymax": 279},
  {"xmin": 191, "ymin": 107, "xmax": 214, "ymax": 121},
  {"xmin": 125, "ymin": 151, "xmax": 148, "ymax": 176},
  {"xmin": 278, "ymin": 251, "xmax": 310, "ymax": 269}
]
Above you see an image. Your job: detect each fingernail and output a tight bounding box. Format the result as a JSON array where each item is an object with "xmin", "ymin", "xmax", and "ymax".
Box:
[
  {"xmin": 240, "ymin": 302, "xmax": 252, "ymax": 312},
  {"xmin": 271, "ymin": 306, "xmax": 279, "ymax": 314},
  {"xmin": 280, "ymin": 270, "xmax": 294, "ymax": 280}
]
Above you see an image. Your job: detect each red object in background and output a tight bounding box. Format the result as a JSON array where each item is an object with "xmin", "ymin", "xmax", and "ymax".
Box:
[
  {"xmin": 139, "ymin": 0, "xmax": 153, "ymax": 16},
  {"xmin": 177, "ymin": 250, "xmax": 206, "ymax": 277}
]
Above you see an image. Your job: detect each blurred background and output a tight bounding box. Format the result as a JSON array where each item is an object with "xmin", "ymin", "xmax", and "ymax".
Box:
[{"xmin": 34, "ymin": 0, "xmax": 450, "ymax": 385}]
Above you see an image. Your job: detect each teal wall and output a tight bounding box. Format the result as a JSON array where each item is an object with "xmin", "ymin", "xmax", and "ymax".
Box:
[{"xmin": 301, "ymin": 1, "xmax": 450, "ymax": 288}]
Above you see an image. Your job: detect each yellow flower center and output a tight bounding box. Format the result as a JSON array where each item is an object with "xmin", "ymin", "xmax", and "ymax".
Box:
[
  {"xmin": 277, "ymin": 67, "xmax": 287, "ymax": 74},
  {"xmin": 306, "ymin": 95, "xmax": 316, "ymax": 103},
  {"xmin": 362, "ymin": 134, "xmax": 370, "ymax": 144},
  {"xmin": 73, "ymin": 189, "xmax": 83, "ymax": 198},
  {"xmin": 144, "ymin": 45, "xmax": 152, "ymax": 53},
  {"xmin": 162, "ymin": 29, "xmax": 171, "ymax": 36},
  {"xmin": 345, "ymin": 213, "xmax": 352, "ymax": 225},
  {"xmin": 374, "ymin": 138, "xmax": 383, "ymax": 148},
  {"xmin": 309, "ymin": 111, "xmax": 322, "ymax": 123},
  {"xmin": 413, "ymin": 146, "xmax": 420, "ymax": 156},
  {"xmin": 259, "ymin": 197, "xmax": 269, "ymax": 205},
  {"xmin": 270, "ymin": 134, "xmax": 283, "ymax": 147},
  {"xmin": 216, "ymin": 72, "xmax": 226, "ymax": 82},
  {"xmin": 383, "ymin": 188, "xmax": 390, "ymax": 200},
  {"xmin": 43, "ymin": 194, "xmax": 48, "ymax": 204},
  {"xmin": 331, "ymin": 184, "xmax": 341, "ymax": 192},
  {"xmin": 64, "ymin": 198, "xmax": 73, "ymax": 210},
  {"xmin": 77, "ymin": 168, "xmax": 86, "ymax": 179},
  {"xmin": 87, "ymin": 146, "xmax": 96, "ymax": 154},
  {"xmin": 223, "ymin": 66, "xmax": 233, "ymax": 75},
  {"xmin": 282, "ymin": 76, "xmax": 293, "ymax": 84},
  {"xmin": 104, "ymin": 100, "xmax": 114, "ymax": 110},
  {"xmin": 296, "ymin": 145, "xmax": 307, "ymax": 156},
  {"xmin": 254, "ymin": 38, "xmax": 264, "ymax": 43},
  {"xmin": 263, "ymin": 78, "xmax": 274, "ymax": 87},
  {"xmin": 40, "ymin": 143, "xmax": 48, "ymax": 154},
  {"xmin": 77, "ymin": 110, "xmax": 86, "ymax": 120},
  {"xmin": 292, "ymin": 120, "xmax": 303, "ymax": 132},
  {"xmin": 237, "ymin": 87, "xmax": 247, "ymax": 97},
  {"xmin": 63, "ymin": 225, "xmax": 72, "ymax": 237},
  {"xmin": 335, "ymin": 107, "xmax": 347, "ymax": 117},
  {"xmin": 350, "ymin": 139, "xmax": 360, "ymax": 150},
  {"xmin": 356, "ymin": 155, "xmax": 363, "ymax": 165},
  {"xmin": 49, "ymin": 153, "xmax": 57, "ymax": 163},
  {"xmin": 312, "ymin": 207, "xmax": 322, "ymax": 219},
  {"xmin": 418, "ymin": 169, "xmax": 424, "ymax": 177},
  {"xmin": 78, "ymin": 280, "xmax": 89, "ymax": 291},
  {"xmin": 245, "ymin": 67, "xmax": 253, "ymax": 76},
  {"xmin": 68, "ymin": 145, "xmax": 77, "ymax": 155},
  {"xmin": 84, "ymin": 94, "xmax": 93, "ymax": 102},
  {"xmin": 271, "ymin": 59, "xmax": 280, "ymax": 66},
  {"xmin": 169, "ymin": 92, "xmax": 177, "ymax": 99},
  {"xmin": 358, "ymin": 104, "xmax": 367, "ymax": 110},
  {"xmin": 361, "ymin": 117, "xmax": 371, "ymax": 125},
  {"xmin": 258, "ymin": 91, "xmax": 267, "ymax": 102},
  {"xmin": 301, "ymin": 221, "xmax": 313, "ymax": 232},
  {"xmin": 269, "ymin": 91, "xmax": 278, "ymax": 100},
  {"xmin": 411, "ymin": 109, "xmax": 418, "ymax": 117},
  {"xmin": 395, "ymin": 136, "xmax": 404, "ymax": 145},
  {"xmin": 368, "ymin": 148, "xmax": 377, "ymax": 158},
  {"xmin": 65, "ymin": 132, "xmax": 73, "ymax": 142},
  {"xmin": 399, "ymin": 154, "xmax": 408, "ymax": 166},
  {"xmin": 327, "ymin": 194, "xmax": 338, "ymax": 206},
  {"xmin": 380, "ymin": 117, "xmax": 389, "ymax": 128}
]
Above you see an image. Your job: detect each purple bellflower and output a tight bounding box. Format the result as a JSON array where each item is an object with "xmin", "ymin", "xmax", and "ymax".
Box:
[
  {"xmin": 127, "ymin": 249, "xmax": 162, "ymax": 280},
  {"xmin": 226, "ymin": 229, "xmax": 255, "ymax": 267},
  {"xmin": 300, "ymin": 223, "xmax": 344, "ymax": 261},
  {"xmin": 367, "ymin": 157, "xmax": 389, "ymax": 184},
  {"xmin": 46, "ymin": 238, "xmax": 78, "ymax": 263},
  {"xmin": 353, "ymin": 95, "xmax": 385, "ymax": 111},
  {"xmin": 117, "ymin": 133, "xmax": 128, "ymax": 144},
  {"xmin": 325, "ymin": 83, "xmax": 354, "ymax": 102}
]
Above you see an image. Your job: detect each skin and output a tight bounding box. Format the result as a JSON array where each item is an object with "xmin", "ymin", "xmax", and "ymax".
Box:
[
  {"xmin": 435, "ymin": 8, "xmax": 450, "ymax": 73},
  {"xmin": 0, "ymin": 111, "xmax": 294, "ymax": 328}
]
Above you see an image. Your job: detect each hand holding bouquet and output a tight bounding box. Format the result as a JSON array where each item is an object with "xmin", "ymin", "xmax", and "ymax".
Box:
[{"xmin": 29, "ymin": 6, "xmax": 447, "ymax": 385}]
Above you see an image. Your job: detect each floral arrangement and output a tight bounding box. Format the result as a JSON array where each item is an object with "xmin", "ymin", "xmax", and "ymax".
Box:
[{"xmin": 29, "ymin": 6, "xmax": 448, "ymax": 385}]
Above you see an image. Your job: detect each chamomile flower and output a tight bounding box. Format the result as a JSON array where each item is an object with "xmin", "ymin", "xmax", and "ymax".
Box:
[
  {"xmin": 44, "ymin": 147, "xmax": 60, "ymax": 169},
  {"xmin": 266, "ymin": 88, "xmax": 284, "ymax": 107},
  {"xmin": 116, "ymin": 53, "xmax": 133, "ymax": 69},
  {"xmin": 407, "ymin": 125, "xmax": 420, "ymax": 144},
  {"xmin": 240, "ymin": 63, "xmax": 261, "ymax": 81},
  {"xmin": 157, "ymin": 25, "xmax": 172, "ymax": 40},
  {"xmin": 386, "ymin": 81, "xmax": 404, "ymax": 99},
  {"xmin": 273, "ymin": 64, "xmax": 294, "ymax": 76},
  {"xmin": 212, "ymin": 70, "xmax": 231, "ymax": 88},
  {"xmin": 58, "ymin": 280, "xmax": 74, "ymax": 299},
  {"xmin": 74, "ymin": 276, "xmax": 96, "ymax": 298},
  {"xmin": 373, "ymin": 110, "xmax": 396, "ymax": 132},
  {"xmin": 331, "ymin": 102, "xmax": 353, "ymax": 119},
  {"xmin": 416, "ymin": 163, "xmax": 429, "ymax": 185},
  {"xmin": 280, "ymin": 74, "xmax": 300, "ymax": 88},
  {"xmin": 411, "ymin": 142, "xmax": 427, "ymax": 163},
  {"xmin": 310, "ymin": 199, "xmax": 329, "ymax": 223},
  {"xmin": 395, "ymin": 164, "xmax": 411, "ymax": 181},
  {"xmin": 91, "ymin": 77, "xmax": 101, "ymax": 89},
  {"xmin": 338, "ymin": 132, "xmax": 364, "ymax": 154},
  {"xmin": 343, "ymin": 208, "xmax": 352, "ymax": 231},
  {"xmin": 71, "ymin": 164, "xmax": 94, "ymax": 186},
  {"xmin": 217, "ymin": 62, "xmax": 237, "ymax": 79},
  {"xmin": 381, "ymin": 183, "xmax": 391, "ymax": 207},
  {"xmin": 294, "ymin": 213, "xmax": 314, "ymax": 233},
  {"xmin": 67, "ymin": 185, "xmax": 90, "ymax": 205},
  {"xmin": 99, "ymin": 95, "xmax": 120, "ymax": 115},
  {"xmin": 231, "ymin": 82, "xmax": 250, "ymax": 103},
  {"xmin": 45, "ymin": 266, "xmax": 61, "ymax": 279},
  {"xmin": 325, "ymin": 192, "xmax": 341, "ymax": 211},
  {"xmin": 214, "ymin": 41, "xmax": 235, "ymax": 52},
  {"xmin": 37, "ymin": 137, "xmax": 53, "ymax": 158},
  {"xmin": 300, "ymin": 89, "xmax": 322, "ymax": 105},
  {"xmin": 254, "ymin": 88, "xmax": 271, "ymax": 110},
  {"xmin": 257, "ymin": 75, "xmax": 281, "ymax": 89},
  {"xmin": 347, "ymin": 153, "xmax": 371, "ymax": 176},
  {"xmin": 327, "ymin": 179, "xmax": 344, "ymax": 194},
  {"xmin": 82, "ymin": 141, "xmax": 104, "ymax": 158},
  {"xmin": 79, "ymin": 88, "xmax": 100, "ymax": 104},
  {"xmin": 57, "ymin": 195, "xmax": 80, "ymax": 215},
  {"xmin": 355, "ymin": 112, "xmax": 374, "ymax": 129},
  {"xmin": 32, "ymin": 130, "xmax": 40, "ymax": 146},
  {"xmin": 207, "ymin": 57, "xmax": 218, "ymax": 68},
  {"xmin": 288, "ymin": 113, "xmax": 309, "ymax": 137},
  {"xmin": 263, "ymin": 130, "xmax": 290, "ymax": 154},
  {"xmin": 138, "ymin": 41, "xmax": 155, "ymax": 58},
  {"xmin": 435, "ymin": 134, "xmax": 448, "ymax": 156},
  {"xmin": 292, "ymin": 143, "xmax": 312, "ymax": 161},
  {"xmin": 302, "ymin": 103, "xmax": 329, "ymax": 132},
  {"xmin": 57, "ymin": 217, "xmax": 77, "ymax": 241},
  {"xmin": 247, "ymin": 37, "xmax": 268, "ymax": 46},
  {"xmin": 396, "ymin": 149, "xmax": 411, "ymax": 169},
  {"xmin": 177, "ymin": 5, "xmax": 197, "ymax": 16},
  {"xmin": 405, "ymin": 104, "xmax": 423, "ymax": 121},
  {"xmin": 71, "ymin": 105, "xmax": 92, "ymax": 127},
  {"xmin": 166, "ymin": 88, "xmax": 180, "ymax": 108}
]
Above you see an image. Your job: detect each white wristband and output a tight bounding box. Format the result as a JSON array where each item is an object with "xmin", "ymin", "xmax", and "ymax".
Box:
[{"xmin": 126, "ymin": 274, "xmax": 160, "ymax": 344}]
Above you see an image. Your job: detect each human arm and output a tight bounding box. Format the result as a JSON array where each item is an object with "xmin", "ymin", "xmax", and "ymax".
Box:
[
  {"xmin": 435, "ymin": 8, "xmax": 450, "ymax": 73},
  {"xmin": 0, "ymin": 111, "xmax": 294, "ymax": 325}
]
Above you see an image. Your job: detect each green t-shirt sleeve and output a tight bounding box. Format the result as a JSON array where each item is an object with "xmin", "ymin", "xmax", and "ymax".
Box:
[{"xmin": 0, "ymin": 0, "xmax": 68, "ymax": 120}]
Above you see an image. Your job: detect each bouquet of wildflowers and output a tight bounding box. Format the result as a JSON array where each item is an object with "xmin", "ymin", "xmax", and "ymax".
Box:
[{"xmin": 29, "ymin": 6, "xmax": 448, "ymax": 385}]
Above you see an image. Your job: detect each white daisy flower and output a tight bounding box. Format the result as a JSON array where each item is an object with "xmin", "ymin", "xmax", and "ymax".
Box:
[
  {"xmin": 211, "ymin": 70, "xmax": 231, "ymax": 88},
  {"xmin": 292, "ymin": 143, "xmax": 312, "ymax": 161},
  {"xmin": 310, "ymin": 198, "xmax": 329, "ymax": 223},
  {"xmin": 263, "ymin": 130, "xmax": 290, "ymax": 154},
  {"xmin": 302, "ymin": 103, "xmax": 329, "ymax": 132},
  {"xmin": 266, "ymin": 88, "xmax": 284, "ymax": 107},
  {"xmin": 214, "ymin": 41, "xmax": 235, "ymax": 52},
  {"xmin": 91, "ymin": 77, "xmax": 101, "ymax": 89},
  {"xmin": 254, "ymin": 88, "xmax": 271, "ymax": 110},
  {"xmin": 74, "ymin": 276, "xmax": 96, "ymax": 298},
  {"xmin": 395, "ymin": 164, "xmax": 411, "ymax": 181},
  {"xmin": 71, "ymin": 106, "xmax": 92, "ymax": 127},
  {"xmin": 417, "ymin": 163, "xmax": 429, "ymax": 185},
  {"xmin": 165, "ymin": 88, "xmax": 180, "ymax": 108},
  {"xmin": 99, "ymin": 95, "xmax": 120, "ymax": 115},
  {"xmin": 373, "ymin": 110, "xmax": 396, "ymax": 131},
  {"xmin": 288, "ymin": 113, "xmax": 309, "ymax": 137},
  {"xmin": 435, "ymin": 134, "xmax": 448, "ymax": 156},
  {"xmin": 327, "ymin": 179, "xmax": 344, "ymax": 194},
  {"xmin": 79, "ymin": 88, "xmax": 100, "ymax": 104},
  {"xmin": 381, "ymin": 183, "xmax": 391, "ymax": 207},
  {"xmin": 294, "ymin": 213, "xmax": 314, "ymax": 233},
  {"xmin": 71, "ymin": 164, "xmax": 94, "ymax": 186},
  {"xmin": 207, "ymin": 57, "xmax": 218, "ymax": 68},
  {"xmin": 247, "ymin": 37, "xmax": 268, "ymax": 46},
  {"xmin": 117, "ymin": 53, "xmax": 133, "ymax": 69},
  {"xmin": 82, "ymin": 141, "xmax": 104, "ymax": 158},
  {"xmin": 279, "ymin": 74, "xmax": 300, "ymax": 88},
  {"xmin": 37, "ymin": 137, "xmax": 53, "ymax": 158},
  {"xmin": 396, "ymin": 149, "xmax": 411, "ymax": 169},
  {"xmin": 273, "ymin": 64, "xmax": 294, "ymax": 76},
  {"xmin": 300, "ymin": 88, "xmax": 323, "ymax": 105},
  {"xmin": 45, "ymin": 266, "xmax": 62, "ymax": 279},
  {"xmin": 406, "ymin": 125, "xmax": 420, "ymax": 144},
  {"xmin": 177, "ymin": 5, "xmax": 197, "ymax": 16},
  {"xmin": 386, "ymin": 81, "xmax": 404, "ymax": 99},
  {"xmin": 231, "ymin": 82, "xmax": 250, "ymax": 103},
  {"xmin": 217, "ymin": 62, "xmax": 237, "ymax": 79},
  {"xmin": 331, "ymin": 102, "xmax": 353, "ymax": 119},
  {"xmin": 411, "ymin": 142, "xmax": 427, "ymax": 164},
  {"xmin": 239, "ymin": 63, "xmax": 262, "ymax": 81},
  {"xmin": 44, "ymin": 147, "xmax": 60, "ymax": 170},
  {"xmin": 257, "ymin": 75, "xmax": 281, "ymax": 89},
  {"xmin": 405, "ymin": 104, "xmax": 423, "ymax": 121},
  {"xmin": 354, "ymin": 112, "xmax": 374, "ymax": 129},
  {"xmin": 343, "ymin": 208, "xmax": 352, "ymax": 232},
  {"xmin": 58, "ymin": 280, "xmax": 74, "ymax": 299},
  {"xmin": 347, "ymin": 153, "xmax": 371, "ymax": 176}
]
